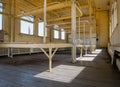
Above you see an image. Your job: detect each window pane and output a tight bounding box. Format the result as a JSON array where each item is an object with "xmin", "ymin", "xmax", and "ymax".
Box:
[
  {"xmin": 0, "ymin": 14, "xmax": 2, "ymax": 30},
  {"xmin": 0, "ymin": 3, "xmax": 3, "ymax": 30},
  {"xmin": 0, "ymin": 3, "xmax": 3, "ymax": 6},
  {"xmin": 21, "ymin": 16, "xmax": 34, "ymax": 22},
  {"xmin": 54, "ymin": 30, "xmax": 59, "ymax": 39},
  {"xmin": 61, "ymin": 31, "xmax": 65, "ymax": 40},
  {"xmin": 0, "ymin": 8, "xmax": 3, "ymax": 12},
  {"xmin": 38, "ymin": 22, "xmax": 47, "ymax": 37},
  {"xmin": 20, "ymin": 20, "xmax": 34, "ymax": 35}
]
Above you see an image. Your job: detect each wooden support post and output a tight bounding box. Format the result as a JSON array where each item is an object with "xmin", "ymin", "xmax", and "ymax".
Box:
[
  {"xmin": 71, "ymin": 0, "xmax": 76, "ymax": 63},
  {"xmin": 89, "ymin": 27, "xmax": 92, "ymax": 45},
  {"xmin": 80, "ymin": 47, "xmax": 82, "ymax": 57},
  {"xmin": 30, "ymin": 48, "xmax": 33, "ymax": 55},
  {"xmin": 8, "ymin": 48, "xmax": 13, "ymax": 58},
  {"xmin": 49, "ymin": 48, "xmax": 52, "ymax": 72},
  {"xmin": 78, "ymin": 17, "xmax": 81, "ymax": 44},
  {"xmin": 40, "ymin": 47, "xmax": 58, "ymax": 72},
  {"xmin": 85, "ymin": 47, "xmax": 88, "ymax": 55},
  {"xmin": 10, "ymin": 0, "xmax": 15, "ymax": 42},
  {"xmin": 78, "ymin": 17, "xmax": 83, "ymax": 57},
  {"xmin": 89, "ymin": 0, "xmax": 92, "ymax": 47},
  {"xmin": 8, "ymin": 0, "xmax": 15, "ymax": 58},
  {"xmin": 83, "ymin": 23, "xmax": 86, "ymax": 45},
  {"xmin": 43, "ymin": 0, "xmax": 47, "ymax": 43}
]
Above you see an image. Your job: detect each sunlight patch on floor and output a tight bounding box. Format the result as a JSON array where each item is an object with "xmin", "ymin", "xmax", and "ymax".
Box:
[
  {"xmin": 34, "ymin": 65, "xmax": 85, "ymax": 83},
  {"xmin": 92, "ymin": 49, "xmax": 102, "ymax": 54},
  {"xmin": 76, "ymin": 57, "xmax": 95, "ymax": 61},
  {"xmin": 84, "ymin": 54, "xmax": 98, "ymax": 57},
  {"xmin": 76, "ymin": 49, "xmax": 102, "ymax": 61}
]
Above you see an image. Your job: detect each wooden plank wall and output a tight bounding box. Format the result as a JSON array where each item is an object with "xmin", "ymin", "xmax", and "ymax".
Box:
[
  {"xmin": 96, "ymin": 11, "xmax": 109, "ymax": 48},
  {"xmin": 110, "ymin": 0, "xmax": 120, "ymax": 46},
  {"xmin": 0, "ymin": 0, "xmax": 67, "ymax": 56}
]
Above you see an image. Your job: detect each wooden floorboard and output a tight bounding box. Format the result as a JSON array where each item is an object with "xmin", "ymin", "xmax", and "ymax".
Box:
[{"xmin": 0, "ymin": 49, "xmax": 120, "ymax": 87}]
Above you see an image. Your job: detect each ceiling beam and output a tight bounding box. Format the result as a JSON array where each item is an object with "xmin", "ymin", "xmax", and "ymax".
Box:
[
  {"xmin": 47, "ymin": 15, "xmax": 82, "ymax": 22},
  {"xmin": 47, "ymin": 20, "xmax": 89, "ymax": 26},
  {"xmin": 17, "ymin": 1, "xmax": 72, "ymax": 17},
  {"xmin": 47, "ymin": 15, "xmax": 95, "ymax": 22}
]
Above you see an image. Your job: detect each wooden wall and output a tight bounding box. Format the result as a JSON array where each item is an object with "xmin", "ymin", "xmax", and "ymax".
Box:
[
  {"xmin": 0, "ymin": 0, "xmax": 67, "ymax": 56},
  {"xmin": 1, "ymin": 0, "xmax": 67, "ymax": 43},
  {"xmin": 110, "ymin": 0, "xmax": 120, "ymax": 46},
  {"xmin": 96, "ymin": 11, "xmax": 109, "ymax": 48}
]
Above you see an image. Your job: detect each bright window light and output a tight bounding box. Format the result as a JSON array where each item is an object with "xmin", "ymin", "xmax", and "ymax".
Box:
[
  {"xmin": 61, "ymin": 29, "xmax": 65, "ymax": 40},
  {"xmin": 38, "ymin": 22, "xmax": 47, "ymax": 37},
  {"xmin": 0, "ymin": 14, "xmax": 2, "ymax": 30},
  {"xmin": 20, "ymin": 20, "xmax": 34, "ymax": 35},
  {"xmin": 0, "ymin": 2, "xmax": 3, "ymax": 30},
  {"xmin": 54, "ymin": 30, "xmax": 59, "ymax": 39},
  {"xmin": 20, "ymin": 16, "xmax": 34, "ymax": 35},
  {"xmin": 34, "ymin": 65, "xmax": 85, "ymax": 83},
  {"xmin": 21, "ymin": 16, "xmax": 34, "ymax": 22}
]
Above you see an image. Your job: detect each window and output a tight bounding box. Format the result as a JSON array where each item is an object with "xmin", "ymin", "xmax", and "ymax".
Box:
[
  {"xmin": 61, "ymin": 29, "xmax": 65, "ymax": 40},
  {"xmin": 113, "ymin": 2, "xmax": 117, "ymax": 28},
  {"xmin": 111, "ymin": 1, "xmax": 117, "ymax": 32},
  {"xmin": 38, "ymin": 22, "xmax": 47, "ymax": 37},
  {"xmin": 0, "ymin": 3, "xmax": 3, "ymax": 30},
  {"xmin": 54, "ymin": 30, "xmax": 59, "ymax": 39},
  {"xmin": 20, "ymin": 16, "xmax": 34, "ymax": 35}
]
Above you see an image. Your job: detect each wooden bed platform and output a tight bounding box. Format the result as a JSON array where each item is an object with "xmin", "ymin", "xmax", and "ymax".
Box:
[
  {"xmin": 0, "ymin": 42, "xmax": 73, "ymax": 72},
  {"xmin": 0, "ymin": 42, "xmax": 96, "ymax": 71}
]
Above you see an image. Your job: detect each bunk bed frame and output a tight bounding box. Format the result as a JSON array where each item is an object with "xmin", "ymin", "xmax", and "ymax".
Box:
[{"xmin": 0, "ymin": 42, "xmax": 73, "ymax": 72}]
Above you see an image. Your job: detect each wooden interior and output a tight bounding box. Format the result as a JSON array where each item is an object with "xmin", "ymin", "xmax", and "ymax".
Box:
[{"xmin": 0, "ymin": 0, "xmax": 120, "ymax": 86}]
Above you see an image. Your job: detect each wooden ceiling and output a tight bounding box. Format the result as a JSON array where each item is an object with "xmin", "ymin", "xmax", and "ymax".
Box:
[
  {"xmin": 15, "ymin": 0, "xmax": 90, "ymax": 18},
  {"xmin": 2, "ymin": 0, "xmax": 110, "ymax": 33}
]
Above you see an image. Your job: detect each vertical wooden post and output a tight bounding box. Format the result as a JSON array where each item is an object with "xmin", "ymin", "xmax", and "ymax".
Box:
[
  {"xmin": 71, "ymin": 0, "xmax": 76, "ymax": 63},
  {"xmin": 89, "ymin": 27, "xmax": 92, "ymax": 45},
  {"xmin": 78, "ymin": 17, "xmax": 80, "ymax": 44},
  {"xmin": 89, "ymin": 0, "xmax": 92, "ymax": 46},
  {"xmin": 49, "ymin": 27, "xmax": 52, "ymax": 42},
  {"xmin": 49, "ymin": 48, "xmax": 52, "ymax": 72},
  {"xmin": 10, "ymin": 0, "xmax": 15, "ymax": 42},
  {"xmin": 83, "ymin": 23, "xmax": 87, "ymax": 54},
  {"xmin": 8, "ymin": 48, "xmax": 13, "ymax": 58},
  {"xmin": 43, "ymin": 0, "xmax": 47, "ymax": 43},
  {"xmin": 80, "ymin": 47, "xmax": 82, "ymax": 57},
  {"xmin": 8, "ymin": 0, "xmax": 16, "ymax": 58},
  {"xmin": 83, "ymin": 23, "xmax": 86, "ymax": 45}
]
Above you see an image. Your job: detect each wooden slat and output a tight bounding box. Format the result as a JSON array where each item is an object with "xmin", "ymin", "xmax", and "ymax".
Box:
[{"xmin": 0, "ymin": 43, "xmax": 72, "ymax": 48}]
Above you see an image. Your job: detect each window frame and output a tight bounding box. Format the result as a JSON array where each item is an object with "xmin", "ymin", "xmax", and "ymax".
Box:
[
  {"xmin": 111, "ymin": 1, "xmax": 118, "ymax": 33},
  {"xmin": 20, "ymin": 16, "xmax": 34, "ymax": 35},
  {"xmin": 54, "ymin": 30, "xmax": 59, "ymax": 39},
  {"xmin": 61, "ymin": 29, "xmax": 66, "ymax": 40},
  {"xmin": 38, "ymin": 22, "xmax": 47, "ymax": 37}
]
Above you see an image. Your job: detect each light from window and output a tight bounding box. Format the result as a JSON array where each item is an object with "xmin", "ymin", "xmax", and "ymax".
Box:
[
  {"xmin": 20, "ymin": 20, "xmax": 34, "ymax": 35},
  {"xmin": 38, "ymin": 22, "xmax": 47, "ymax": 37},
  {"xmin": 61, "ymin": 29, "xmax": 65, "ymax": 40},
  {"xmin": 53, "ymin": 24, "xmax": 59, "ymax": 30},
  {"xmin": 111, "ymin": 1, "xmax": 117, "ymax": 32},
  {"xmin": 54, "ymin": 30, "xmax": 59, "ymax": 39},
  {"xmin": 114, "ymin": 2, "xmax": 117, "ymax": 29},
  {"xmin": 0, "ymin": 14, "xmax": 2, "ymax": 30},
  {"xmin": 21, "ymin": 16, "xmax": 34, "ymax": 22},
  {"xmin": 0, "ymin": 3, "xmax": 3, "ymax": 30}
]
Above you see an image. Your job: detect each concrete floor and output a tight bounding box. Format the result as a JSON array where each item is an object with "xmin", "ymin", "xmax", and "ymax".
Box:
[{"xmin": 0, "ymin": 49, "xmax": 120, "ymax": 87}]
